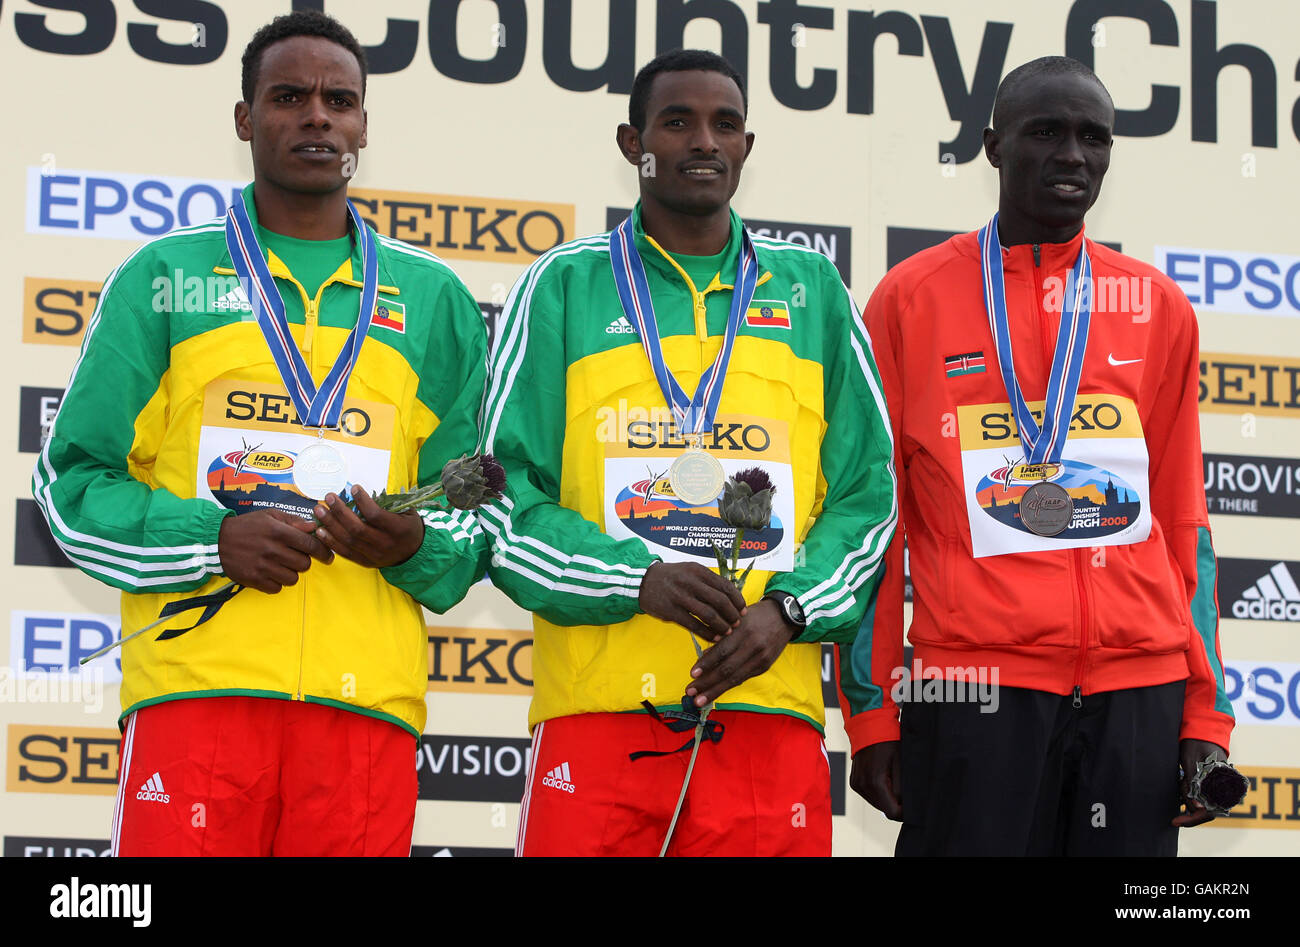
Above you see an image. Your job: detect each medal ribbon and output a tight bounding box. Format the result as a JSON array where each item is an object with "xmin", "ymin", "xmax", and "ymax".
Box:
[
  {"xmin": 224, "ymin": 190, "xmax": 379, "ymax": 429},
  {"xmin": 608, "ymin": 215, "xmax": 758, "ymax": 438},
  {"xmin": 979, "ymin": 213, "xmax": 1093, "ymax": 465}
]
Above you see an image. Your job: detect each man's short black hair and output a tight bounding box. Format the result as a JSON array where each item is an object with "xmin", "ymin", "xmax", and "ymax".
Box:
[
  {"xmin": 990, "ymin": 56, "xmax": 1112, "ymax": 130},
  {"xmin": 628, "ymin": 49, "xmax": 747, "ymax": 132},
  {"xmin": 241, "ymin": 10, "xmax": 368, "ymax": 104}
]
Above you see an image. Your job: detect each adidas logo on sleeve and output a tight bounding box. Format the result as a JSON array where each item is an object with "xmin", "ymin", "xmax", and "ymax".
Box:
[
  {"xmin": 135, "ymin": 772, "xmax": 170, "ymax": 804},
  {"xmin": 605, "ymin": 315, "xmax": 636, "ymax": 335},
  {"xmin": 541, "ymin": 762, "xmax": 575, "ymax": 793}
]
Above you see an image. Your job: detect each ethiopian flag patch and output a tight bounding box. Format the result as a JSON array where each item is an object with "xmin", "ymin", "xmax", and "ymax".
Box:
[
  {"xmin": 372, "ymin": 299, "xmax": 405, "ymax": 333},
  {"xmin": 745, "ymin": 300, "xmax": 791, "ymax": 329},
  {"xmin": 944, "ymin": 351, "xmax": 986, "ymax": 377}
]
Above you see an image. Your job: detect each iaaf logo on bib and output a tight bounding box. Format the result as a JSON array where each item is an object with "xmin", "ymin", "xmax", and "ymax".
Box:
[{"xmin": 1220, "ymin": 559, "xmax": 1300, "ymax": 622}]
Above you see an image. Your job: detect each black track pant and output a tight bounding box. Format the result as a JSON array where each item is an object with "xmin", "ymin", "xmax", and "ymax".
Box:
[{"xmin": 896, "ymin": 681, "xmax": 1184, "ymax": 856}]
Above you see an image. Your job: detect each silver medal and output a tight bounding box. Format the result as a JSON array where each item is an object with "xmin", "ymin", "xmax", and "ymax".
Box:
[{"xmin": 293, "ymin": 441, "xmax": 350, "ymax": 499}]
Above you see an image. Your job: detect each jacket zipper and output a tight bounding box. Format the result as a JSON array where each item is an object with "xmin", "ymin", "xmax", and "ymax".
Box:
[
  {"xmin": 1072, "ymin": 548, "xmax": 1089, "ymax": 708},
  {"xmin": 213, "ymin": 257, "xmax": 373, "ymax": 703},
  {"xmin": 1034, "ymin": 242, "xmax": 1087, "ymax": 708}
]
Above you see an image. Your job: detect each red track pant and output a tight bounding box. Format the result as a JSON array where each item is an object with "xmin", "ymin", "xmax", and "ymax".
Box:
[
  {"xmin": 517, "ymin": 709, "xmax": 831, "ymax": 856},
  {"xmin": 113, "ymin": 695, "xmax": 417, "ymax": 856}
]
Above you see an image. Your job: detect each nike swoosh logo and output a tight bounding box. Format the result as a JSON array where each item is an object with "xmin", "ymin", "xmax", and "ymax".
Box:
[{"xmin": 1108, "ymin": 354, "xmax": 1143, "ymax": 366}]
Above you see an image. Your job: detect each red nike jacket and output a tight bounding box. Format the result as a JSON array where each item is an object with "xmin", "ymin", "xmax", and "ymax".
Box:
[{"xmin": 837, "ymin": 227, "xmax": 1234, "ymax": 754}]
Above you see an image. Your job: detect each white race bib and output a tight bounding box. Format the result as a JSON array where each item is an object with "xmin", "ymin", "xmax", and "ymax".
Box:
[{"xmin": 195, "ymin": 379, "xmax": 394, "ymax": 519}]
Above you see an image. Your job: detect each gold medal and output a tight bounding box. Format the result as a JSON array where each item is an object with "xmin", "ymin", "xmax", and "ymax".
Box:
[{"xmin": 669, "ymin": 443, "xmax": 725, "ymax": 506}]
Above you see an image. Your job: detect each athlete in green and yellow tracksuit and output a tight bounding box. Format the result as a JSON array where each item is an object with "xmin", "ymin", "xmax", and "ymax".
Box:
[{"xmin": 480, "ymin": 202, "xmax": 897, "ymax": 854}]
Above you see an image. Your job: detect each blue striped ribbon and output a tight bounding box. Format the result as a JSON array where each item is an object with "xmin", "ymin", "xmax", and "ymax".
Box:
[
  {"xmin": 979, "ymin": 213, "xmax": 1093, "ymax": 465},
  {"xmin": 608, "ymin": 215, "xmax": 757, "ymax": 437},
  {"xmin": 224, "ymin": 191, "xmax": 378, "ymax": 429}
]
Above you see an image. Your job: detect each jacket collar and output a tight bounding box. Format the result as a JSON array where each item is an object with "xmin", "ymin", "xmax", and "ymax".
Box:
[
  {"xmin": 998, "ymin": 224, "xmax": 1089, "ymax": 280},
  {"xmin": 628, "ymin": 201, "xmax": 768, "ymax": 291},
  {"xmin": 212, "ymin": 183, "xmax": 401, "ymax": 295}
]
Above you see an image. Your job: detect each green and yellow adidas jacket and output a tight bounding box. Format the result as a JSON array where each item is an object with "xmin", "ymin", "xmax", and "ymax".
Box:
[
  {"xmin": 33, "ymin": 186, "xmax": 488, "ymax": 737},
  {"xmin": 479, "ymin": 204, "xmax": 897, "ymax": 731}
]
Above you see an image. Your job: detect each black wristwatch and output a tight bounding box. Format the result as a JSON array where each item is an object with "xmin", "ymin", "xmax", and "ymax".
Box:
[{"xmin": 764, "ymin": 591, "xmax": 807, "ymax": 638}]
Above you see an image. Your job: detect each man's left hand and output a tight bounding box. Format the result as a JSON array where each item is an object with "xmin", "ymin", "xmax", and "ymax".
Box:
[
  {"xmin": 685, "ymin": 599, "xmax": 795, "ymax": 707},
  {"xmin": 313, "ymin": 485, "xmax": 425, "ymax": 569},
  {"xmin": 1173, "ymin": 738, "xmax": 1229, "ymax": 828}
]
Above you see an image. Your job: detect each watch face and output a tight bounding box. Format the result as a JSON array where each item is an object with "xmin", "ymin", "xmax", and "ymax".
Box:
[{"xmin": 784, "ymin": 595, "xmax": 806, "ymax": 626}]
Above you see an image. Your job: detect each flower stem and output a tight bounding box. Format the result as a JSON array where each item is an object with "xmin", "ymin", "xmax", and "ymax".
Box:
[
  {"xmin": 731, "ymin": 528, "xmax": 745, "ymax": 587},
  {"xmin": 78, "ymin": 579, "xmax": 238, "ymax": 666}
]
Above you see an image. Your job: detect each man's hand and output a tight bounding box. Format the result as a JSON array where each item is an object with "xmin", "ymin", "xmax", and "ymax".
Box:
[
  {"xmin": 312, "ymin": 485, "xmax": 425, "ymax": 569},
  {"xmin": 218, "ymin": 508, "xmax": 333, "ymax": 594},
  {"xmin": 850, "ymin": 741, "xmax": 903, "ymax": 821},
  {"xmin": 1173, "ymin": 738, "xmax": 1229, "ymax": 828},
  {"xmin": 684, "ymin": 598, "xmax": 792, "ymax": 707},
  {"xmin": 639, "ymin": 561, "xmax": 746, "ymax": 642}
]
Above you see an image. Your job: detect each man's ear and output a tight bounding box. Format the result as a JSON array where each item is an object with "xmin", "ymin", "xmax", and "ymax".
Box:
[
  {"xmin": 360, "ymin": 108, "xmax": 368, "ymax": 150},
  {"xmin": 744, "ymin": 130, "xmax": 755, "ymax": 161},
  {"xmin": 616, "ymin": 123, "xmax": 642, "ymax": 167},
  {"xmin": 235, "ymin": 101, "xmax": 252, "ymax": 143},
  {"xmin": 983, "ymin": 126, "xmax": 1000, "ymax": 168}
]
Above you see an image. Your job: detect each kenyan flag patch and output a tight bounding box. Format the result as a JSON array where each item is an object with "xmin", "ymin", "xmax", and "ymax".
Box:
[
  {"xmin": 944, "ymin": 351, "xmax": 985, "ymax": 377},
  {"xmin": 373, "ymin": 299, "xmax": 405, "ymax": 333},
  {"xmin": 745, "ymin": 300, "xmax": 791, "ymax": 329}
]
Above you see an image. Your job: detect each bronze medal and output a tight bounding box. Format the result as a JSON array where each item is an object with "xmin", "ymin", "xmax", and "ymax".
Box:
[{"xmin": 1019, "ymin": 481, "xmax": 1073, "ymax": 537}]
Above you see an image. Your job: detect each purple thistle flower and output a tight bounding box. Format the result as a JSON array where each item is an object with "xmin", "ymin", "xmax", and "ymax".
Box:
[
  {"xmin": 717, "ymin": 467, "xmax": 776, "ymax": 530},
  {"xmin": 732, "ymin": 467, "xmax": 775, "ymax": 496},
  {"xmin": 1196, "ymin": 761, "xmax": 1249, "ymax": 813}
]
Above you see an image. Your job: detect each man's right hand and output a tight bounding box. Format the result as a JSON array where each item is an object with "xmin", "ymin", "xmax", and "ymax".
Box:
[
  {"xmin": 218, "ymin": 510, "xmax": 334, "ymax": 594},
  {"xmin": 850, "ymin": 740, "xmax": 903, "ymax": 821},
  {"xmin": 638, "ymin": 561, "xmax": 747, "ymax": 642}
]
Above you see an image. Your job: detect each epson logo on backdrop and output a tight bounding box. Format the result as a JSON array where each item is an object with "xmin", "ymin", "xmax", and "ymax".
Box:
[
  {"xmin": 27, "ymin": 168, "xmax": 245, "ymax": 240},
  {"xmin": 1158, "ymin": 247, "xmax": 1300, "ymax": 317},
  {"xmin": 10, "ymin": 611, "xmax": 121, "ymax": 683},
  {"xmin": 1224, "ymin": 662, "xmax": 1300, "ymax": 726}
]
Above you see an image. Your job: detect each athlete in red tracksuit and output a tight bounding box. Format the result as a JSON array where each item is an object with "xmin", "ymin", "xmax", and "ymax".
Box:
[{"xmin": 838, "ymin": 57, "xmax": 1234, "ymax": 855}]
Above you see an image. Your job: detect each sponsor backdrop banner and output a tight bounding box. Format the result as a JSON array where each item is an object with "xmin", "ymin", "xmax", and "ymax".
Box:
[{"xmin": 3, "ymin": 0, "xmax": 1298, "ymax": 857}]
